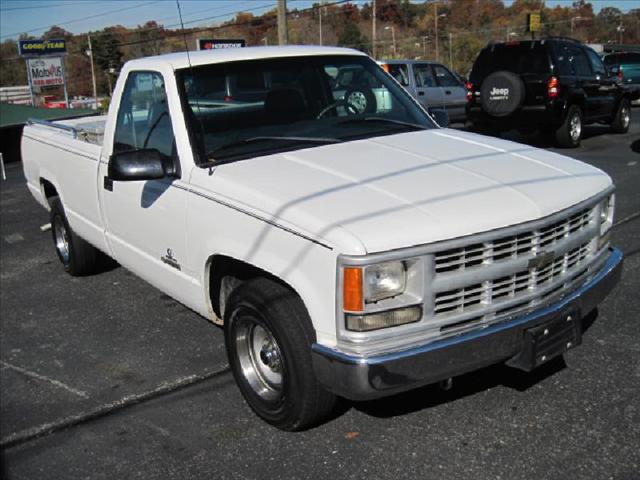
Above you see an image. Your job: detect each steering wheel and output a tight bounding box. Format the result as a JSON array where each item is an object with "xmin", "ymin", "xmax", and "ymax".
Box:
[{"xmin": 316, "ymin": 99, "xmax": 359, "ymax": 119}]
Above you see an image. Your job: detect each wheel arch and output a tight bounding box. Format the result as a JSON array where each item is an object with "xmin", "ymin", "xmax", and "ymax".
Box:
[
  {"xmin": 205, "ymin": 254, "xmax": 308, "ymax": 326},
  {"xmin": 39, "ymin": 177, "xmax": 61, "ymax": 209}
]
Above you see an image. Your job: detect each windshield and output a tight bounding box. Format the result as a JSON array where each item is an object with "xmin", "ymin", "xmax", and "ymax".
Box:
[{"xmin": 177, "ymin": 55, "xmax": 435, "ymax": 163}]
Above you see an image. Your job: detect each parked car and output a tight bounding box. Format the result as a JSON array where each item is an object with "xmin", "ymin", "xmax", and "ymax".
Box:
[
  {"xmin": 22, "ymin": 46, "xmax": 622, "ymax": 430},
  {"xmin": 603, "ymin": 51, "xmax": 640, "ymax": 105},
  {"xmin": 466, "ymin": 37, "xmax": 638, "ymax": 147},
  {"xmin": 380, "ymin": 60, "xmax": 468, "ymax": 123}
]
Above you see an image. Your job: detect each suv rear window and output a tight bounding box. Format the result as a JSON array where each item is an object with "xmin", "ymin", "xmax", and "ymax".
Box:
[{"xmin": 470, "ymin": 43, "xmax": 550, "ymax": 82}]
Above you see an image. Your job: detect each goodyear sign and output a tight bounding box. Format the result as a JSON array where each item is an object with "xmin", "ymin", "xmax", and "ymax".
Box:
[
  {"xmin": 18, "ymin": 39, "xmax": 66, "ymax": 57},
  {"xmin": 197, "ymin": 38, "xmax": 245, "ymax": 50}
]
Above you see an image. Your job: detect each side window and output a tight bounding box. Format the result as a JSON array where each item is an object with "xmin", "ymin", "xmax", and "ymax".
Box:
[
  {"xmin": 414, "ymin": 64, "xmax": 436, "ymax": 88},
  {"xmin": 570, "ymin": 48, "xmax": 592, "ymax": 77},
  {"xmin": 551, "ymin": 43, "xmax": 573, "ymax": 76},
  {"xmin": 433, "ymin": 64, "xmax": 460, "ymax": 87},
  {"xmin": 388, "ymin": 64, "xmax": 409, "ymax": 86},
  {"xmin": 114, "ymin": 71, "xmax": 176, "ymax": 159},
  {"xmin": 585, "ymin": 48, "xmax": 606, "ymax": 77}
]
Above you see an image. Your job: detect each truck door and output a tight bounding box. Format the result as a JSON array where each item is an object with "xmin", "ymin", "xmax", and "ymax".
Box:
[
  {"xmin": 412, "ymin": 63, "xmax": 444, "ymax": 112},
  {"xmin": 97, "ymin": 70, "xmax": 195, "ymax": 304}
]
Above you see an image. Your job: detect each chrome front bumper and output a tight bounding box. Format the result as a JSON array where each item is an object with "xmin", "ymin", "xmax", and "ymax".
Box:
[{"xmin": 312, "ymin": 248, "xmax": 623, "ymax": 401}]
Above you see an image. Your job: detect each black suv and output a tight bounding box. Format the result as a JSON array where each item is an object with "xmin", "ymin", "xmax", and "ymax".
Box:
[{"xmin": 466, "ymin": 37, "xmax": 636, "ymax": 147}]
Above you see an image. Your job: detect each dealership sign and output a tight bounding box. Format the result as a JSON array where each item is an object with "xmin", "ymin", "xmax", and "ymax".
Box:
[
  {"xmin": 18, "ymin": 39, "xmax": 66, "ymax": 57},
  {"xmin": 197, "ymin": 38, "xmax": 245, "ymax": 50},
  {"xmin": 28, "ymin": 57, "xmax": 65, "ymax": 88}
]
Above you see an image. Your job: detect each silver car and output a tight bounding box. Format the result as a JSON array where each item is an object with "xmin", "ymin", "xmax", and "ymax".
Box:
[{"xmin": 380, "ymin": 60, "xmax": 468, "ymax": 123}]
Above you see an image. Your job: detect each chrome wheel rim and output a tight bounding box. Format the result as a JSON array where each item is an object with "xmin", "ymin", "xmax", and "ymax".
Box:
[
  {"xmin": 53, "ymin": 216, "xmax": 70, "ymax": 265},
  {"xmin": 235, "ymin": 318, "xmax": 283, "ymax": 401},
  {"xmin": 347, "ymin": 91, "xmax": 367, "ymax": 113},
  {"xmin": 621, "ymin": 105, "xmax": 630, "ymax": 128},
  {"xmin": 570, "ymin": 112, "xmax": 581, "ymax": 142}
]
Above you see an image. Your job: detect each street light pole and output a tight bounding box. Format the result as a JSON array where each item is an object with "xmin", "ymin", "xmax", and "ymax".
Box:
[
  {"xmin": 372, "ymin": 0, "xmax": 377, "ymax": 58},
  {"xmin": 87, "ymin": 34, "xmax": 98, "ymax": 110},
  {"xmin": 434, "ymin": 2, "xmax": 438, "ymax": 62},
  {"xmin": 449, "ymin": 32, "xmax": 453, "ymax": 70}
]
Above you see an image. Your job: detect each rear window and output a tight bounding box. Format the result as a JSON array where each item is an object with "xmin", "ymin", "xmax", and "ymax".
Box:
[
  {"xmin": 603, "ymin": 52, "xmax": 640, "ymax": 65},
  {"xmin": 470, "ymin": 42, "xmax": 550, "ymax": 82}
]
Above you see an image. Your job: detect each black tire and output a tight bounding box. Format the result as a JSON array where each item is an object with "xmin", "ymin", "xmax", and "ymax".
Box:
[
  {"xmin": 50, "ymin": 196, "xmax": 101, "ymax": 276},
  {"xmin": 344, "ymin": 87, "xmax": 376, "ymax": 115},
  {"xmin": 224, "ymin": 277, "xmax": 337, "ymax": 431},
  {"xmin": 555, "ymin": 104, "xmax": 583, "ymax": 148},
  {"xmin": 611, "ymin": 98, "xmax": 631, "ymax": 134},
  {"xmin": 480, "ymin": 71, "xmax": 525, "ymax": 117}
]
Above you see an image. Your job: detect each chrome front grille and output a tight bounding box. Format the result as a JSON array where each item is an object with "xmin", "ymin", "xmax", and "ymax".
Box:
[
  {"xmin": 434, "ymin": 243, "xmax": 591, "ymax": 316},
  {"xmin": 434, "ymin": 208, "xmax": 592, "ymax": 274},
  {"xmin": 428, "ymin": 203, "xmax": 603, "ymax": 329}
]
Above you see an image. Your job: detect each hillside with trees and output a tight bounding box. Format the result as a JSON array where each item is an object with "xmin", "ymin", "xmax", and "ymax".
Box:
[{"xmin": 1, "ymin": 0, "xmax": 638, "ymax": 99}]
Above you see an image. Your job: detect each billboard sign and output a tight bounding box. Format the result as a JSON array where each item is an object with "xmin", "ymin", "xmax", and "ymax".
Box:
[
  {"xmin": 197, "ymin": 38, "xmax": 245, "ymax": 50},
  {"xmin": 527, "ymin": 13, "xmax": 542, "ymax": 33},
  {"xmin": 28, "ymin": 57, "xmax": 65, "ymax": 89},
  {"xmin": 19, "ymin": 38, "xmax": 66, "ymax": 57}
]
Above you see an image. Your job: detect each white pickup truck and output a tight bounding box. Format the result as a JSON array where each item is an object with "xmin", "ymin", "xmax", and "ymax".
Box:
[{"xmin": 22, "ymin": 46, "xmax": 622, "ymax": 430}]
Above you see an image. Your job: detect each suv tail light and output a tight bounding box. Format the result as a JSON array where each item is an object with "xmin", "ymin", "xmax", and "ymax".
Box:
[
  {"xmin": 547, "ymin": 76, "xmax": 559, "ymax": 99},
  {"xmin": 618, "ymin": 68, "xmax": 624, "ymax": 82},
  {"xmin": 465, "ymin": 82, "xmax": 473, "ymax": 102}
]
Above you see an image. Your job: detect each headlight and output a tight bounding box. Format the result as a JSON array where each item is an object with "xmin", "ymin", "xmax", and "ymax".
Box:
[
  {"xmin": 342, "ymin": 260, "xmax": 420, "ymax": 332},
  {"xmin": 364, "ymin": 261, "xmax": 406, "ymax": 303},
  {"xmin": 599, "ymin": 193, "xmax": 615, "ymax": 235}
]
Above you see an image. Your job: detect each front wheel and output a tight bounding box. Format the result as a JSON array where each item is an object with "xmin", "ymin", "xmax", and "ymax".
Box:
[
  {"xmin": 224, "ymin": 278, "xmax": 336, "ymax": 431},
  {"xmin": 611, "ymin": 98, "xmax": 631, "ymax": 134},
  {"xmin": 555, "ymin": 105, "xmax": 582, "ymax": 148}
]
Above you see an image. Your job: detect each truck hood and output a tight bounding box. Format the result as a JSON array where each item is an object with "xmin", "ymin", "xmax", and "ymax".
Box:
[{"xmin": 201, "ymin": 129, "xmax": 611, "ymax": 254}]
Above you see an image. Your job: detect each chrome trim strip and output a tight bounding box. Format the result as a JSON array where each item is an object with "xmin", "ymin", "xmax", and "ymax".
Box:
[
  {"xmin": 316, "ymin": 247, "xmax": 622, "ymax": 365},
  {"xmin": 170, "ymin": 183, "xmax": 333, "ymax": 250}
]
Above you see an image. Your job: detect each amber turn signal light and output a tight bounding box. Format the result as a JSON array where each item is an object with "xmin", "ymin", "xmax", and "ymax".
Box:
[{"xmin": 343, "ymin": 267, "xmax": 363, "ymax": 313}]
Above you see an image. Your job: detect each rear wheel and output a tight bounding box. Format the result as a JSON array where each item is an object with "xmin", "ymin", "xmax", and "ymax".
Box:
[
  {"xmin": 50, "ymin": 196, "xmax": 101, "ymax": 275},
  {"xmin": 555, "ymin": 105, "xmax": 582, "ymax": 148},
  {"xmin": 611, "ymin": 98, "xmax": 630, "ymax": 134},
  {"xmin": 224, "ymin": 278, "xmax": 336, "ymax": 431}
]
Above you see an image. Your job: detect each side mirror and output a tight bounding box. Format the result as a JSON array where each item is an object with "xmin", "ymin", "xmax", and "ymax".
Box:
[
  {"xmin": 429, "ymin": 107, "xmax": 449, "ymax": 128},
  {"xmin": 108, "ymin": 149, "xmax": 177, "ymax": 181}
]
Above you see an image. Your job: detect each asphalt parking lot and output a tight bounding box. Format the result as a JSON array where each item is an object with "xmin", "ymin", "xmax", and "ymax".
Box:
[{"xmin": 1, "ymin": 119, "xmax": 639, "ymax": 480}]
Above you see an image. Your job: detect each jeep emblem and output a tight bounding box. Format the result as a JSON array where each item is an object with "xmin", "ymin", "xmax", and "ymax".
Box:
[{"xmin": 489, "ymin": 87, "xmax": 509, "ymax": 101}]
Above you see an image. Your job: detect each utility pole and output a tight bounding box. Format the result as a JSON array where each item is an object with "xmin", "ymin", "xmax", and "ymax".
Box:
[
  {"xmin": 87, "ymin": 34, "xmax": 98, "ymax": 110},
  {"xmin": 434, "ymin": 2, "xmax": 439, "ymax": 62},
  {"xmin": 319, "ymin": 0, "xmax": 325, "ymax": 45},
  {"xmin": 277, "ymin": 0, "xmax": 288, "ymax": 46},
  {"xmin": 372, "ymin": 0, "xmax": 377, "ymax": 58}
]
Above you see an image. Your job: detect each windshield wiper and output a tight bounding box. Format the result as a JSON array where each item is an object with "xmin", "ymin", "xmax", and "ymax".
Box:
[
  {"xmin": 208, "ymin": 136, "xmax": 342, "ymax": 161},
  {"xmin": 337, "ymin": 117, "xmax": 429, "ymax": 131}
]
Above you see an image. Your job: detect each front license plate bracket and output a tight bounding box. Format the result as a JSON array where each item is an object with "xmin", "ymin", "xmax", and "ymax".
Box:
[{"xmin": 506, "ymin": 309, "xmax": 582, "ymax": 372}]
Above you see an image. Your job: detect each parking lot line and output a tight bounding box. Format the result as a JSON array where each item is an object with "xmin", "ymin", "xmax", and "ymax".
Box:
[{"xmin": 0, "ymin": 360, "xmax": 89, "ymax": 399}]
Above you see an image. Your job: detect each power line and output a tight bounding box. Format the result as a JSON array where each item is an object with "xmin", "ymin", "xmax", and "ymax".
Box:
[
  {"xmin": 0, "ymin": 1, "xmax": 103, "ymax": 12},
  {"xmin": 0, "ymin": 1, "xmax": 163, "ymax": 40}
]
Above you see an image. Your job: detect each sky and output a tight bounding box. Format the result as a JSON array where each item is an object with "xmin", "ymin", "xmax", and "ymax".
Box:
[{"xmin": 0, "ymin": 0, "xmax": 637, "ymax": 41}]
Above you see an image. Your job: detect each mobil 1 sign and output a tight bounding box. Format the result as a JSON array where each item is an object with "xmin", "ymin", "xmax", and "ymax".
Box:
[{"xmin": 28, "ymin": 57, "xmax": 65, "ymax": 90}]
